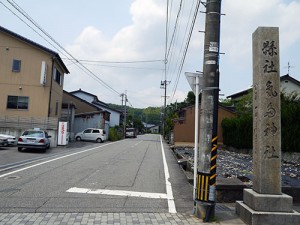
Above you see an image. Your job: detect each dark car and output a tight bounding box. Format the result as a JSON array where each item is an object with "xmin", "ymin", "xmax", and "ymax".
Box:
[{"xmin": 18, "ymin": 129, "xmax": 51, "ymax": 152}]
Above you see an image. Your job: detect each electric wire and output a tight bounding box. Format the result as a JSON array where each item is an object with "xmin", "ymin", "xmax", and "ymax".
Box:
[
  {"xmin": 3, "ymin": 0, "xmax": 121, "ymax": 96},
  {"xmin": 166, "ymin": 0, "xmax": 183, "ymax": 59},
  {"xmin": 169, "ymin": 0, "xmax": 201, "ymax": 103}
]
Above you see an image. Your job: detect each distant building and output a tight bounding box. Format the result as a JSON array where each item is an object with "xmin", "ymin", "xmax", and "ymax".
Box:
[
  {"xmin": 227, "ymin": 74, "xmax": 300, "ymax": 100},
  {"xmin": 62, "ymin": 90, "xmax": 110, "ymax": 140},
  {"xmin": 172, "ymin": 104, "xmax": 236, "ymax": 147},
  {"xmin": 69, "ymin": 89, "xmax": 122, "ymax": 127},
  {"xmin": 143, "ymin": 122, "xmax": 160, "ymax": 133}
]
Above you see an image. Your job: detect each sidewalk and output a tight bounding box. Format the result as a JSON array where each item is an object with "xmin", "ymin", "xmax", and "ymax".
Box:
[
  {"xmin": 0, "ymin": 209, "xmax": 245, "ymax": 225},
  {"xmin": 0, "ymin": 203, "xmax": 247, "ymax": 225},
  {"xmin": 1, "ymin": 203, "xmax": 299, "ymax": 224}
]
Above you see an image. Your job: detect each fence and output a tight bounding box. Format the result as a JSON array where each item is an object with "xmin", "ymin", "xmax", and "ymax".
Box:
[{"xmin": 0, "ymin": 115, "xmax": 58, "ymax": 130}]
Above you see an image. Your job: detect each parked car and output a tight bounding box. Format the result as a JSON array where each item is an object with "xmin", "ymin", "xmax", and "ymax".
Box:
[
  {"xmin": 75, "ymin": 128, "xmax": 107, "ymax": 143},
  {"xmin": 17, "ymin": 129, "xmax": 51, "ymax": 152},
  {"xmin": 0, "ymin": 136, "xmax": 8, "ymax": 147},
  {"xmin": 0, "ymin": 134, "xmax": 16, "ymax": 146},
  {"xmin": 125, "ymin": 128, "xmax": 137, "ymax": 138}
]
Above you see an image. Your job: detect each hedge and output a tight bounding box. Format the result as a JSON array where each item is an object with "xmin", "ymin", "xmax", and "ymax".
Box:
[{"xmin": 221, "ymin": 96, "xmax": 300, "ymax": 152}]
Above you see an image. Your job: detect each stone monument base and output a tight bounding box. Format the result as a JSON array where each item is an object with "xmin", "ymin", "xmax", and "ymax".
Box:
[{"xmin": 236, "ymin": 189, "xmax": 300, "ymax": 225}]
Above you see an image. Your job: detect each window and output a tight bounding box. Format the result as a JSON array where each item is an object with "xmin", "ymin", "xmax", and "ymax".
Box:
[
  {"xmin": 53, "ymin": 67, "xmax": 62, "ymax": 86},
  {"xmin": 55, "ymin": 101, "xmax": 58, "ymax": 116},
  {"xmin": 83, "ymin": 129, "xmax": 92, "ymax": 134},
  {"xmin": 7, "ymin": 96, "xmax": 29, "ymax": 109},
  {"xmin": 92, "ymin": 129, "xmax": 100, "ymax": 133},
  {"xmin": 12, "ymin": 59, "xmax": 21, "ymax": 72}
]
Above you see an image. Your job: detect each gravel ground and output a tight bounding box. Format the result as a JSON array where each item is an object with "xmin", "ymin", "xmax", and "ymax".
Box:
[{"xmin": 174, "ymin": 147, "xmax": 300, "ymax": 186}]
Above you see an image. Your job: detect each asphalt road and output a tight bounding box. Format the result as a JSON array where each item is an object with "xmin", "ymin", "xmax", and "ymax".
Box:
[{"xmin": 0, "ymin": 134, "xmax": 193, "ymax": 214}]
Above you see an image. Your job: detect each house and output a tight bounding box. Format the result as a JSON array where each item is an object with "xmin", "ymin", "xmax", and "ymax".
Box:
[
  {"xmin": 0, "ymin": 26, "xmax": 69, "ymax": 146},
  {"xmin": 172, "ymin": 104, "xmax": 236, "ymax": 147},
  {"xmin": 69, "ymin": 89, "xmax": 122, "ymax": 127},
  {"xmin": 143, "ymin": 122, "xmax": 160, "ymax": 133},
  {"xmin": 62, "ymin": 90, "xmax": 110, "ymax": 140},
  {"xmin": 227, "ymin": 74, "xmax": 300, "ymax": 100},
  {"xmin": 148, "ymin": 125, "xmax": 160, "ymax": 133}
]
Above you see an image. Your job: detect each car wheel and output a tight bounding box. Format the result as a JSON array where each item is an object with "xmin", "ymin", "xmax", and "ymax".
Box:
[
  {"xmin": 18, "ymin": 147, "xmax": 22, "ymax": 152},
  {"xmin": 76, "ymin": 136, "xmax": 81, "ymax": 141},
  {"xmin": 96, "ymin": 138, "xmax": 102, "ymax": 143}
]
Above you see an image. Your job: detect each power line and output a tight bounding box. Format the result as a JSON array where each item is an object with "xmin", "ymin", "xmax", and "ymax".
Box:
[
  {"xmin": 166, "ymin": 0, "xmax": 183, "ymax": 59},
  {"xmin": 69, "ymin": 59, "xmax": 165, "ymax": 64},
  {"xmin": 169, "ymin": 0, "xmax": 201, "ymax": 103},
  {"xmin": 168, "ymin": 0, "xmax": 195, "ymax": 84},
  {"xmin": 2, "ymin": 0, "xmax": 121, "ymax": 96}
]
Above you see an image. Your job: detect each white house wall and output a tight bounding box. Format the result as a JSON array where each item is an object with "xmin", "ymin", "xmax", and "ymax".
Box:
[
  {"xmin": 74, "ymin": 114, "xmax": 102, "ymax": 134},
  {"xmin": 105, "ymin": 109, "xmax": 120, "ymax": 127},
  {"xmin": 72, "ymin": 92, "xmax": 121, "ymax": 127},
  {"xmin": 280, "ymin": 80, "xmax": 300, "ymax": 96}
]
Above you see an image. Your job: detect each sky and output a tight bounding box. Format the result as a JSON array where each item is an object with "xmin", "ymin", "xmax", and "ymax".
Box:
[{"xmin": 1, "ymin": 0, "xmax": 300, "ymax": 108}]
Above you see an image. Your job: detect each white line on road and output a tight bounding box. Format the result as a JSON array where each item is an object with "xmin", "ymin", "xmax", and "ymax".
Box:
[
  {"xmin": 0, "ymin": 141, "xmax": 123, "ymax": 179},
  {"xmin": 66, "ymin": 187, "xmax": 168, "ymax": 199},
  {"xmin": 131, "ymin": 140, "xmax": 143, "ymax": 148},
  {"xmin": 160, "ymin": 135, "xmax": 177, "ymax": 214}
]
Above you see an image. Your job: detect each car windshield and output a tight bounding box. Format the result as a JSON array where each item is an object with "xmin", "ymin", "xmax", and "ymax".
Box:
[{"xmin": 23, "ymin": 131, "xmax": 44, "ymax": 138}]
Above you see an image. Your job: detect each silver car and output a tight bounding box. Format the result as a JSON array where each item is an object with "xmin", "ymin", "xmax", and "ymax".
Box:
[
  {"xmin": 75, "ymin": 128, "xmax": 107, "ymax": 143},
  {"xmin": 0, "ymin": 136, "xmax": 8, "ymax": 147},
  {"xmin": 0, "ymin": 134, "xmax": 16, "ymax": 146},
  {"xmin": 18, "ymin": 129, "xmax": 51, "ymax": 152}
]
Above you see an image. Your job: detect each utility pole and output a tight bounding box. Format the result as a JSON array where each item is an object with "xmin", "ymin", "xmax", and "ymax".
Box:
[
  {"xmin": 196, "ymin": 0, "xmax": 222, "ymax": 221},
  {"xmin": 123, "ymin": 91, "xmax": 127, "ymax": 139},
  {"xmin": 160, "ymin": 80, "xmax": 170, "ymax": 138},
  {"xmin": 121, "ymin": 92, "xmax": 127, "ymax": 139}
]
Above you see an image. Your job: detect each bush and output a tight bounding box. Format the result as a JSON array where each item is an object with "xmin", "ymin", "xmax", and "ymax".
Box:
[
  {"xmin": 281, "ymin": 94, "xmax": 300, "ymax": 153},
  {"xmin": 222, "ymin": 115, "xmax": 252, "ymax": 149},
  {"xmin": 108, "ymin": 126, "xmax": 123, "ymax": 141},
  {"xmin": 222, "ymin": 94, "xmax": 300, "ymax": 152}
]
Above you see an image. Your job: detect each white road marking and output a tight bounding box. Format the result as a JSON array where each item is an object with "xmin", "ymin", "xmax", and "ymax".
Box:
[
  {"xmin": 0, "ymin": 141, "xmax": 122, "ymax": 178},
  {"xmin": 160, "ymin": 135, "xmax": 177, "ymax": 213},
  {"xmin": 131, "ymin": 140, "xmax": 143, "ymax": 148},
  {"xmin": 67, "ymin": 187, "xmax": 168, "ymax": 199}
]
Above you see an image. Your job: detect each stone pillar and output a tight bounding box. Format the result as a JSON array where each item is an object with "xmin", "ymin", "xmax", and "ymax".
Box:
[
  {"xmin": 236, "ymin": 27, "xmax": 300, "ymax": 225},
  {"xmin": 252, "ymin": 27, "xmax": 281, "ymax": 195}
]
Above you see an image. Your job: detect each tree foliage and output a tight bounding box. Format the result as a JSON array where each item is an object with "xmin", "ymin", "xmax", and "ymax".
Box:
[{"xmin": 222, "ymin": 92, "xmax": 300, "ymax": 152}]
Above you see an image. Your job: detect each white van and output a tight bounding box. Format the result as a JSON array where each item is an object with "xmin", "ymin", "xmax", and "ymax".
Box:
[
  {"xmin": 75, "ymin": 128, "xmax": 107, "ymax": 143},
  {"xmin": 125, "ymin": 128, "xmax": 137, "ymax": 138}
]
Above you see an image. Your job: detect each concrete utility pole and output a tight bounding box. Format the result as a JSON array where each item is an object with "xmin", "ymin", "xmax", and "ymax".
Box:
[
  {"xmin": 196, "ymin": 0, "xmax": 221, "ymax": 221},
  {"xmin": 160, "ymin": 80, "xmax": 170, "ymax": 137},
  {"xmin": 122, "ymin": 91, "xmax": 128, "ymax": 139}
]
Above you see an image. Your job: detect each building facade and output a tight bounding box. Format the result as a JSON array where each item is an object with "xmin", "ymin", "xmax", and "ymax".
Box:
[
  {"xmin": 0, "ymin": 26, "xmax": 69, "ymax": 146},
  {"xmin": 0, "ymin": 26, "xmax": 69, "ymax": 118},
  {"xmin": 173, "ymin": 104, "xmax": 236, "ymax": 147},
  {"xmin": 70, "ymin": 89, "xmax": 121, "ymax": 127},
  {"xmin": 62, "ymin": 91, "xmax": 110, "ymax": 139}
]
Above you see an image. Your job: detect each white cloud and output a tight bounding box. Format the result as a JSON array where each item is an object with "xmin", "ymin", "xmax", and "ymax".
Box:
[{"xmin": 63, "ymin": 0, "xmax": 300, "ymax": 107}]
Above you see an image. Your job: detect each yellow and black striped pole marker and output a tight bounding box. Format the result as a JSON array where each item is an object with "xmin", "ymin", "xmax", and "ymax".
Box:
[
  {"xmin": 196, "ymin": 172, "xmax": 210, "ymax": 202},
  {"xmin": 210, "ymin": 136, "xmax": 218, "ymax": 187}
]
